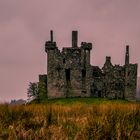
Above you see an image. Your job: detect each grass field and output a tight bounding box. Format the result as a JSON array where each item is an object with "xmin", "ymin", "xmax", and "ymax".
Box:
[
  {"xmin": 0, "ymin": 98, "xmax": 140, "ymax": 140},
  {"xmin": 39, "ymin": 97, "xmax": 130, "ymax": 104}
]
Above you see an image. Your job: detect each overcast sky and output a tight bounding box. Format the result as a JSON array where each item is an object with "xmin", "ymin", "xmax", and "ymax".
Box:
[{"xmin": 0, "ymin": 0, "xmax": 140, "ymax": 102}]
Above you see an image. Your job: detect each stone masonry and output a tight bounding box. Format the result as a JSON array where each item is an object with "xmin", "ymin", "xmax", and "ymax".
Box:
[{"xmin": 39, "ymin": 30, "xmax": 138, "ymax": 99}]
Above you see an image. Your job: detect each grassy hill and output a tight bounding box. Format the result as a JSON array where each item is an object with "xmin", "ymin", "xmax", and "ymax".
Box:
[{"xmin": 0, "ymin": 98, "xmax": 140, "ymax": 139}]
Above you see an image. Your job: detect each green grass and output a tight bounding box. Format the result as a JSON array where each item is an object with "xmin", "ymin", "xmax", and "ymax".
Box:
[{"xmin": 40, "ymin": 97, "xmax": 129, "ymax": 105}]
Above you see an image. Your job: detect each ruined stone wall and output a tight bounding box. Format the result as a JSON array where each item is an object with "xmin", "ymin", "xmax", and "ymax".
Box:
[
  {"xmin": 90, "ymin": 66, "xmax": 103, "ymax": 97},
  {"xmin": 111, "ymin": 65, "xmax": 125, "ymax": 98},
  {"xmin": 47, "ymin": 48, "xmax": 65, "ymax": 98},
  {"xmin": 124, "ymin": 64, "xmax": 138, "ymax": 99},
  {"xmin": 38, "ymin": 75, "xmax": 47, "ymax": 98},
  {"xmin": 80, "ymin": 42, "xmax": 93, "ymax": 97},
  {"xmin": 43, "ymin": 30, "xmax": 137, "ymax": 100},
  {"xmin": 62, "ymin": 48, "xmax": 83, "ymax": 97}
]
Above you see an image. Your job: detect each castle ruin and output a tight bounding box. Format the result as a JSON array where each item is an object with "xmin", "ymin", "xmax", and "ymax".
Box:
[{"xmin": 39, "ymin": 30, "xmax": 138, "ymax": 99}]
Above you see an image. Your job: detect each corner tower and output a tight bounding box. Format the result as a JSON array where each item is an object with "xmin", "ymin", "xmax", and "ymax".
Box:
[
  {"xmin": 72, "ymin": 31, "xmax": 78, "ymax": 48},
  {"xmin": 45, "ymin": 30, "xmax": 65, "ymax": 98}
]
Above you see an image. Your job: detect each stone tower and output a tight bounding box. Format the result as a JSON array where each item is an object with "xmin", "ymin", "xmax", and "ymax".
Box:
[{"xmin": 45, "ymin": 30, "xmax": 92, "ymax": 98}]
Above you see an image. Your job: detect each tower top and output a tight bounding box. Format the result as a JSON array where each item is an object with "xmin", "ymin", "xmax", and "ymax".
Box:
[{"xmin": 45, "ymin": 30, "xmax": 57, "ymax": 52}]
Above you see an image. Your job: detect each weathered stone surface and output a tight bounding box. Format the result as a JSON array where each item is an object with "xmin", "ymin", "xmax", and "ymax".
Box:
[
  {"xmin": 41, "ymin": 31, "xmax": 137, "ymax": 99},
  {"xmin": 38, "ymin": 75, "xmax": 47, "ymax": 98}
]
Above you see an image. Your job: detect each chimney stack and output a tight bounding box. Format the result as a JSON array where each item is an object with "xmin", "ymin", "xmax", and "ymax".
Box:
[
  {"xmin": 72, "ymin": 31, "xmax": 78, "ymax": 48},
  {"xmin": 125, "ymin": 45, "xmax": 129, "ymax": 65},
  {"xmin": 50, "ymin": 30, "xmax": 53, "ymax": 42}
]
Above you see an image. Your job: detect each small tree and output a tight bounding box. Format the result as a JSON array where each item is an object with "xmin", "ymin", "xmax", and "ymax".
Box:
[{"xmin": 27, "ymin": 82, "xmax": 39, "ymax": 101}]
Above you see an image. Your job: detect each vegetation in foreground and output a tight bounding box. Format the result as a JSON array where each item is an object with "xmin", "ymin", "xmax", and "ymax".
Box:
[{"xmin": 0, "ymin": 98, "xmax": 140, "ymax": 140}]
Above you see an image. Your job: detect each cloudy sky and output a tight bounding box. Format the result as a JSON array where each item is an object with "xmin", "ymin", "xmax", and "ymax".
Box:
[{"xmin": 0, "ymin": 0, "xmax": 140, "ymax": 102}]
